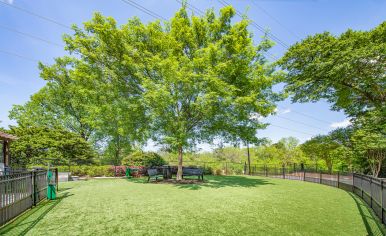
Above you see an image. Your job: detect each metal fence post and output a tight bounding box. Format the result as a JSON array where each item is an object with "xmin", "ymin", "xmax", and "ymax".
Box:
[
  {"xmin": 370, "ymin": 177, "xmax": 373, "ymax": 208},
  {"xmin": 55, "ymin": 168, "xmax": 59, "ymax": 192},
  {"xmin": 337, "ymin": 172, "xmax": 340, "ymax": 189},
  {"xmin": 32, "ymin": 170, "xmax": 37, "ymax": 206},
  {"xmin": 30, "ymin": 172, "xmax": 34, "ymax": 208},
  {"xmin": 361, "ymin": 174, "xmax": 364, "ymax": 199},
  {"xmin": 381, "ymin": 180, "xmax": 384, "ymax": 223}
]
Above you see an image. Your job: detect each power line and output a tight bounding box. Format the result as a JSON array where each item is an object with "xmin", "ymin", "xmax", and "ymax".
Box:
[
  {"xmin": 217, "ymin": 0, "xmax": 289, "ymax": 49},
  {"xmin": 175, "ymin": 0, "xmax": 205, "ymax": 16},
  {"xmin": 0, "ymin": 24, "xmax": 64, "ymax": 48},
  {"xmin": 275, "ymin": 115, "xmax": 326, "ymax": 132},
  {"xmin": 175, "ymin": 0, "xmax": 279, "ymax": 61},
  {"xmin": 278, "ymin": 105, "xmax": 332, "ymax": 125},
  {"xmin": 0, "ymin": 0, "xmax": 71, "ymax": 30},
  {"xmin": 269, "ymin": 124, "xmax": 315, "ymax": 136},
  {"xmin": 120, "ymin": 0, "xmax": 167, "ymax": 21},
  {"xmin": 251, "ymin": 1, "xmax": 300, "ymax": 40},
  {"xmin": 0, "ymin": 49, "xmax": 40, "ymax": 63}
]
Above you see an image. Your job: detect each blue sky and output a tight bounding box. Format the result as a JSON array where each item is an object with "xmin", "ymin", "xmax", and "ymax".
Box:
[{"xmin": 0, "ymin": 0, "xmax": 385, "ymax": 150}]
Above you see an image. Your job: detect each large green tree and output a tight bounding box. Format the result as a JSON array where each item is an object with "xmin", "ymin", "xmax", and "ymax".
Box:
[
  {"xmin": 9, "ymin": 6, "xmax": 279, "ymax": 177},
  {"xmin": 278, "ymin": 22, "xmax": 386, "ymax": 118},
  {"xmin": 7, "ymin": 126, "xmax": 95, "ymax": 168},
  {"xmin": 136, "ymin": 6, "xmax": 279, "ymax": 179}
]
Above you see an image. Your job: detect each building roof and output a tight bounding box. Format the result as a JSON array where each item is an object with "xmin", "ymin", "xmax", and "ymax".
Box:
[{"xmin": 0, "ymin": 131, "xmax": 17, "ymax": 141}]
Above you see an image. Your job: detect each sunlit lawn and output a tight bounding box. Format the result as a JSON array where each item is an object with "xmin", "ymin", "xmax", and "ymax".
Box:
[{"xmin": 1, "ymin": 176, "xmax": 384, "ymax": 236}]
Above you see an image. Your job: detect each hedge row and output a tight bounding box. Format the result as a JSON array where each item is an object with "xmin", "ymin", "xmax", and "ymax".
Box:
[
  {"xmin": 55, "ymin": 165, "xmax": 145, "ymax": 177},
  {"xmin": 53, "ymin": 164, "xmax": 244, "ymax": 177}
]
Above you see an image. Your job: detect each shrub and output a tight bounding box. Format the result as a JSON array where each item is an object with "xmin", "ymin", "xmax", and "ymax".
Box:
[
  {"xmin": 214, "ymin": 168, "xmax": 223, "ymax": 176},
  {"xmin": 121, "ymin": 151, "xmax": 166, "ymax": 167}
]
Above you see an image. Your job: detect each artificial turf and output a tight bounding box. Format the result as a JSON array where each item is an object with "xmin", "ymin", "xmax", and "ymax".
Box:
[{"xmin": 1, "ymin": 175, "xmax": 384, "ymax": 236}]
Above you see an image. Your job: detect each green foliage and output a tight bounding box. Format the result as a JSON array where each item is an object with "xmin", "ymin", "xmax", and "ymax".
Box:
[
  {"xmin": 54, "ymin": 165, "xmax": 114, "ymax": 177},
  {"xmin": 130, "ymin": 5, "xmax": 280, "ymax": 178},
  {"xmin": 9, "ymin": 6, "xmax": 280, "ymax": 174},
  {"xmin": 278, "ymin": 22, "xmax": 386, "ymax": 118},
  {"xmin": 121, "ymin": 151, "xmax": 166, "ymax": 167},
  {"xmin": 351, "ymin": 115, "xmax": 386, "ymax": 177},
  {"xmin": 7, "ymin": 126, "xmax": 95, "ymax": 167}
]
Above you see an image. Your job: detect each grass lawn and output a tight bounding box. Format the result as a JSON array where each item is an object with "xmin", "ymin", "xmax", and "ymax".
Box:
[{"xmin": 1, "ymin": 175, "xmax": 384, "ymax": 236}]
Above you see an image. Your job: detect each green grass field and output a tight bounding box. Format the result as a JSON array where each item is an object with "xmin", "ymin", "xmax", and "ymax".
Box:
[{"xmin": 1, "ymin": 176, "xmax": 384, "ymax": 236}]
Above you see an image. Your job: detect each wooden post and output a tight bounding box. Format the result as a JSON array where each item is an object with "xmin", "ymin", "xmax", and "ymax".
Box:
[
  {"xmin": 282, "ymin": 166, "xmax": 285, "ymax": 179},
  {"xmin": 319, "ymin": 171, "xmax": 322, "ymax": 184},
  {"xmin": 303, "ymin": 169, "xmax": 306, "ymax": 181},
  {"xmin": 337, "ymin": 172, "xmax": 340, "ymax": 188},
  {"xmin": 3, "ymin": 141, "xmax": 9, "ymax": 167}
]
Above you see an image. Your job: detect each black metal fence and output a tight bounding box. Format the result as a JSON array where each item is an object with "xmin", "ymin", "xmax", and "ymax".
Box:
[
  {"xmin": 0, "ymin": 169, "xmax": 58, "ymax": 227},
  {"xmin": 250, "ymin": 165, "xmax": 386, "ymax": 225}
]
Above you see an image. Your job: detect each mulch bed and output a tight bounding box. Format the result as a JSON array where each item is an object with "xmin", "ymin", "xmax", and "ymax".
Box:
[{"xmin": 151, "ymin": 179, "xmax": 204, "ymax": 184}]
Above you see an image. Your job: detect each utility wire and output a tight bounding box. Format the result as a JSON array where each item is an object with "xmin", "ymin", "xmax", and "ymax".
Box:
[
  {"xmin": 0, "ymin": 49, "xmax": 40, "ymax": 62},
  {"xmin": 251, "ymin": 1, "xmax": 300, "ymax": 40},
  {"xmin": 175, "ymin": 0, "xmax": 278, "ymax": 61},
  {"xmin": 120, "ymin": 0, "xmax": 167, "ymax": 21},
  {"xmin": 278, "ymin": 105, "xmax": 332, "ymax": 125},
  {"xmin": 0, "ymin": 0, "xmax": 71, "ymax": 30},
  {"xmin": 269, "ymin": 124, "xmax": 315, "ymax": 136},
  {"xmin": 275, "ymin": 115, "xmax": 326, "ymax": 132},
  {"xmin": 217, "ymin": 0, "xmax": 289, "ymax": 49},
  {"xmin": 0, "ymin": 24, "xmax": 64, "ymax": 48},
  {"xmin": 175, "ymin": 0, "xmax": 205, "ymax": 16}
]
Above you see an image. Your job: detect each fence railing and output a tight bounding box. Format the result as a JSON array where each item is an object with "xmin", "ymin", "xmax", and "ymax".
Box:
[
  {"xmin": 0, "ymin": 169, "xmax": 58, "ymax": 227},
  {"xmin": 250, "ymin": 165, "xmax": 385, "ymax": 225}
]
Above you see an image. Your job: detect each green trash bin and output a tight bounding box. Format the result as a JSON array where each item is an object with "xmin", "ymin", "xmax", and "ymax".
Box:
[
  {"xmin": 47, "ymin": 184, "xmax": 56, "ymax": 199},
  {"xmin": 47, "ymin": 170, "xmax": 56, "ymax": 200},
  {"xmin": 125, "ymin": 167, "xmax": 131, "ymax": 178}
]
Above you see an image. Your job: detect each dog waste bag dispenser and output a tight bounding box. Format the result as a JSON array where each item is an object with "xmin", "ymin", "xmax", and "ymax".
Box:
[{"xmin": 47, "ymin": 169, "xmax": 56, "ymax": 200}]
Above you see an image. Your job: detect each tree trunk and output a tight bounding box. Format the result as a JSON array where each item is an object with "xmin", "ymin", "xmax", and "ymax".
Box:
[{"xmin": 176, "ymin": 146, "xmax": 183, "ymax": 181}]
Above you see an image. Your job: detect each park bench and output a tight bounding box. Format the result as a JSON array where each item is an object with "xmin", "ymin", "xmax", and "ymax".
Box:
[
  {"xmin": 147, "ymin": 168, "xmax": 163, "ymax": 182},
  {"xmin": 182, "ymin": 167, "xmax": 204, "ymax": 180}
]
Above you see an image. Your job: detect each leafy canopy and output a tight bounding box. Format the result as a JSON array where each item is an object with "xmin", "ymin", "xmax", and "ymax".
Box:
[{"xmin": 278, "ymin": 22, "xmax": 386, "ymax": 118}]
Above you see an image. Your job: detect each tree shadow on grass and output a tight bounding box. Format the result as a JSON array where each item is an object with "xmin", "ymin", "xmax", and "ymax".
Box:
[
  {"xmin": 175, "ymin": 175, "xmax": 274, "ymax": 190},
  {"xmin": 125, "ymin": 175, "xmax": 274, "ymax": 190},
  {"xmin": 0, "ymin": 192, "xmax": 72, "ymax": 236},
  {"xmin": 348, "ymin": 192, "xmax": 386, "ymax": 236}
]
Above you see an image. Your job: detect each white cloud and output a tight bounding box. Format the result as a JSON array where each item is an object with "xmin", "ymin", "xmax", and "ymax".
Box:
[
  {"xmin": 5, "ymin": 0, "xmax": 14, "ymax": 4},
  {"xmin": 281, "ymin": 108, "xmax": 291, "ymax": 114},
  {"xmin": 330, "ymin": 119, "xmax": 351, "ymax": 129}
]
